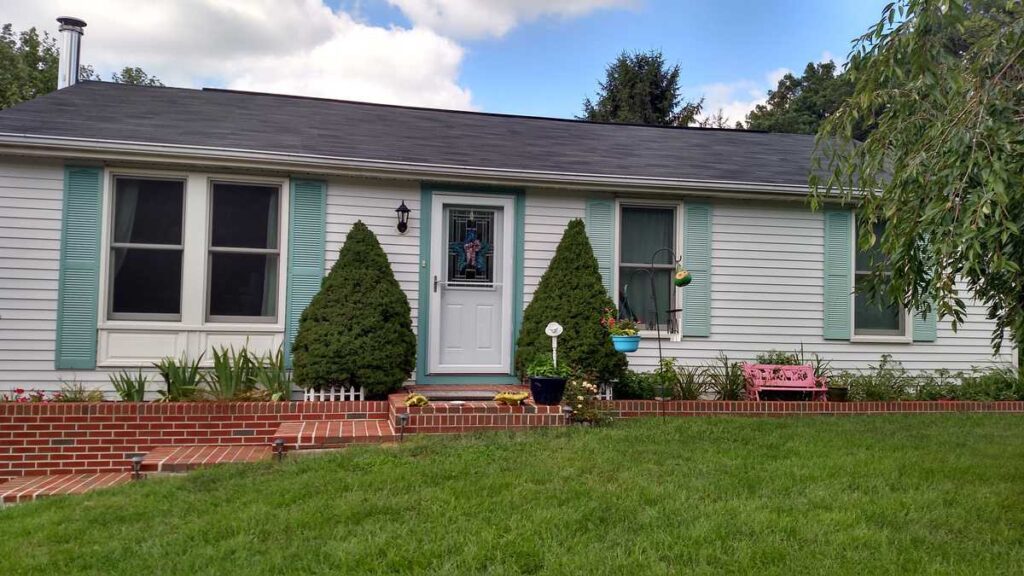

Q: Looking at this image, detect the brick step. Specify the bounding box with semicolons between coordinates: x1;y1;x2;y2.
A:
141;445;272;473
275;419;396;449
0;473;132;505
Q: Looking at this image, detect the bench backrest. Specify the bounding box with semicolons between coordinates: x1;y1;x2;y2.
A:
742;363;818;389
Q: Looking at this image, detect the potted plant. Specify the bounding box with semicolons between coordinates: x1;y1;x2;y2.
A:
526;356;571;405
600;308;640;353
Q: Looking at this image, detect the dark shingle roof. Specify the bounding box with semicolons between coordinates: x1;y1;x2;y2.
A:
0;82;818;187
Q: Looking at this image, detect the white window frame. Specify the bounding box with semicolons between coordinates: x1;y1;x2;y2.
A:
613;198;684;339
849;219;912;343
205;179;282;324
106;174;187;322
96;168;290;366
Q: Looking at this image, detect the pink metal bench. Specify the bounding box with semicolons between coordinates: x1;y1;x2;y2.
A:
741;363;828;401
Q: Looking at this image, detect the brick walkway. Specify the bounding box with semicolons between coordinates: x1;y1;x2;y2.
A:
141;445;272;473
0;473;132;504
275;419;396;449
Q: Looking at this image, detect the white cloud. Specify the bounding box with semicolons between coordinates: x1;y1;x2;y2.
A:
689;67;791;128
3;0;474;109
387;0;635;39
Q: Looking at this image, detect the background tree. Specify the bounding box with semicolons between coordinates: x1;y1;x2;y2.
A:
744;61;856;136
1;23;163;110
515;219;627;384
581;49;704;126
292;221;416;397
812;0;1024;352
0;24;58;110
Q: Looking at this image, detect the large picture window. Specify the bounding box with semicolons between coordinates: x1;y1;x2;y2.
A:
109;177;184;320
207;182;280;321
618;205;676;331
854;221;905;336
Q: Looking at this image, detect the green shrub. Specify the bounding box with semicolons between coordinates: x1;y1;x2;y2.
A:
843;354;911;401
672;363;707;401
203;346;258;401
55;380;104;402
515;219;626;384
911;369;960;400
255;347;292;401
154;354;203;401
525;355;572;378
957;366;1023;401
755;350;800;365
615;370;659;400
109;369;148;402
705;352;746;400
564;378;609;424
292;221;416;398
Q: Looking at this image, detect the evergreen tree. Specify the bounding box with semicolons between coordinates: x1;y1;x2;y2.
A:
581;50;703;127
744;61;857;137
292;221;415;397
516;219;627;383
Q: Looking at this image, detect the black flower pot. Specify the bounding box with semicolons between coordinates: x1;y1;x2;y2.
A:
529;377;567;406
827;386;849;402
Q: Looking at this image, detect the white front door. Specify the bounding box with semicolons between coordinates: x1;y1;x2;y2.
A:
428;193;514;374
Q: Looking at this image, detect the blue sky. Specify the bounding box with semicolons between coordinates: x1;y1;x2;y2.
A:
341;0;889;119
11;0;889;124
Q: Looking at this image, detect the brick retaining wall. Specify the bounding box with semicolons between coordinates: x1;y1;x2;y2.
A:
0;401;386;479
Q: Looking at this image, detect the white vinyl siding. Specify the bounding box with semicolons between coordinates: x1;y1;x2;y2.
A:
621;199;1015;372
523;190;586;305
325;178;421;331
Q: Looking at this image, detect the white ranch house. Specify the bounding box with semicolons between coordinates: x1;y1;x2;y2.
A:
0;26;1014;397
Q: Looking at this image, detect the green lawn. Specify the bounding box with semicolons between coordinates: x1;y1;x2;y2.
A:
2;415;1023;575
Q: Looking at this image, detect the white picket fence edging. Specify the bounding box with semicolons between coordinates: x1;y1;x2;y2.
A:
598;383;613;401
303;385;365;402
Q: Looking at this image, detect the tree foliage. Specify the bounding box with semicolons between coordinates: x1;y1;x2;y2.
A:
581;50;704;126
745;61;857;136
292;221;416;397
1;23;163;110
812;0;1024;351
515;219;627;384
0;24;58;110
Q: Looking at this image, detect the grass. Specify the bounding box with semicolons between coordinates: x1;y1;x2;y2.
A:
2;415;1023;575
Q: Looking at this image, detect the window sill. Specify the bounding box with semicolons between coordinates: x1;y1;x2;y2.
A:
638;330;675;340
850;334;912;344
99;321;284;332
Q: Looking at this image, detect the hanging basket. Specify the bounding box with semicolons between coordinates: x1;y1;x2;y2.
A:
673;267;693;287
611;335;641;353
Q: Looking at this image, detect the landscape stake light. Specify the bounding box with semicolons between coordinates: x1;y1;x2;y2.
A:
273;438;286;462
396;412;410;441
395;201;411;233
562;405;574;425
130;455;144;481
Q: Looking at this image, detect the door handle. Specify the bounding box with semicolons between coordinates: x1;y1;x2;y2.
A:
433;275;439;293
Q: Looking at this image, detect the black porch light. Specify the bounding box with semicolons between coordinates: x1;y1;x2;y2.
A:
395;201;411;233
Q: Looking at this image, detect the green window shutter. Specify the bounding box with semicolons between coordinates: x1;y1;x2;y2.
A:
823;209;853;340
55;166;102;369
682;202;712;337
912;308;937;342
284;179;326;369
585;199;615;298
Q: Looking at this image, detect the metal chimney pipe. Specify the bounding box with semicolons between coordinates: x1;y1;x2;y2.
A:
56;16;87;89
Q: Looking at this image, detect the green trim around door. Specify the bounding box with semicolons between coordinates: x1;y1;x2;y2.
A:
416;183;525;385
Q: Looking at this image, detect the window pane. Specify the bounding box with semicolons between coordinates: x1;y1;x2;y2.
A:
620;207;674;263
111;248;182;315
855;221;887;271
113;178;183;245
618;267;672;329
854;291;902;334
210;183;279;249
209;253;278;318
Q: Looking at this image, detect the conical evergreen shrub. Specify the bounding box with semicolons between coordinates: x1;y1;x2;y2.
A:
292;221;416;397
515;219;627;383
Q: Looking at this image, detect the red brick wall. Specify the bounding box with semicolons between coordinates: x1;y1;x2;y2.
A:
392;401;565;433
0;401;386;479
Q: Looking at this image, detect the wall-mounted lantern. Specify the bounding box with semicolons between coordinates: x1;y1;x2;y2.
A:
395;201;411;233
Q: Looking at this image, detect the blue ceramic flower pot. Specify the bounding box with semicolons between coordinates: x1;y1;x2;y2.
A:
611;335;641;353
